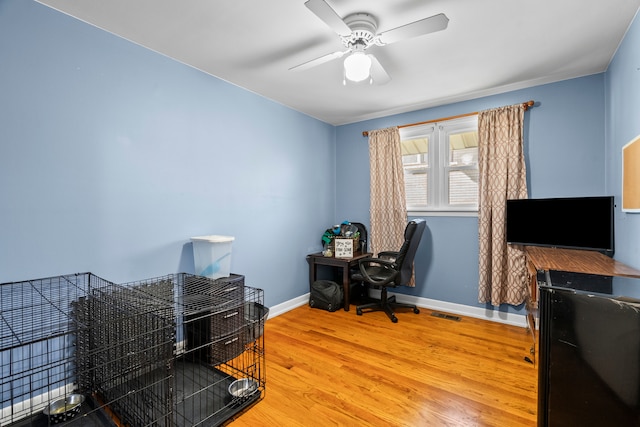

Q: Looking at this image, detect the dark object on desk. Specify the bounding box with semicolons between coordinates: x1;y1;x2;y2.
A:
348;222;369;287
351;219;426;323
351;222;368;253
309;280;343;312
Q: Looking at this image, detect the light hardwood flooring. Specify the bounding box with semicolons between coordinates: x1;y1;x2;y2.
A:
227;302;538;426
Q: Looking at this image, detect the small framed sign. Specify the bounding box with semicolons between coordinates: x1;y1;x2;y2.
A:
334;238;354;258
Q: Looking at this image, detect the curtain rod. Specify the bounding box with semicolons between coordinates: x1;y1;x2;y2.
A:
361;100;535;137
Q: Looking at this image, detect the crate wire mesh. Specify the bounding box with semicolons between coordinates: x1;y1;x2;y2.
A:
1;273;267;426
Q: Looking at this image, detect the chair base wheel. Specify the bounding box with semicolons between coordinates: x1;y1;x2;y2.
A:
354;288;421;322
355;300;419;322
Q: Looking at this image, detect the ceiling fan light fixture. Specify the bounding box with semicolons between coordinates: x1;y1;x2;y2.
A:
344;51;371;82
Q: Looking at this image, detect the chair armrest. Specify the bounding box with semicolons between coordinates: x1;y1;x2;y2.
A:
357;258;398;286
357;257;394;266
378;251;399;261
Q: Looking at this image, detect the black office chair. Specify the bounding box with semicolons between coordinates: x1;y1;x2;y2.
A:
351;219;426;323
348;222;369;303
350;222;368;254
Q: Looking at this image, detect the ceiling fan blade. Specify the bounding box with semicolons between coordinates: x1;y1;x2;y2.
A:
304;0;352;37
289;49;348;72
377;13;449;45
369;55;391;85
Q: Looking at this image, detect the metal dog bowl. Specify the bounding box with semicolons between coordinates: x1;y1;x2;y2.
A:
43;394;85;423
228;378;258;398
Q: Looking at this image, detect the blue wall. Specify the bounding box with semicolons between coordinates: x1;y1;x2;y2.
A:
605;8;640;297
0;0;334;308
1;0;638;315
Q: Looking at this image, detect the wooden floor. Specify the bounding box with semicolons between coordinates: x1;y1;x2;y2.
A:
228;302;538;427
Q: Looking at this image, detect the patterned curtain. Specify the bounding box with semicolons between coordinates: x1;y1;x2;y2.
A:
368;127;410;283
477;104;529;306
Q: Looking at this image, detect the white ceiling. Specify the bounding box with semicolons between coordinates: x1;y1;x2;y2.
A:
36;0;640;126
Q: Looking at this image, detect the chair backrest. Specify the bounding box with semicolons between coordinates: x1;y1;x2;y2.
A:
351;222;368;253
393;219;426;286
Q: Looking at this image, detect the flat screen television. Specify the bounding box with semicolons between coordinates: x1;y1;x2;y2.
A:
506;196;614;256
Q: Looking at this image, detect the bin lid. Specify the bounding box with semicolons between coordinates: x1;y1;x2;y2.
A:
191;235;235;243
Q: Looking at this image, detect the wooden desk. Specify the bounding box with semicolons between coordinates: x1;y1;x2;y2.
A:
526;247;640;422
526;246;640;277
525;246;640;304
524;246;640;361
306;252;372;311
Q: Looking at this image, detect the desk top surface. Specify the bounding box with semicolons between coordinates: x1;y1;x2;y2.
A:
307;252;372;262
525;246;640;278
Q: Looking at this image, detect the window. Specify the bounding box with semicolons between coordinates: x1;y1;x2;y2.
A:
400;115;478;213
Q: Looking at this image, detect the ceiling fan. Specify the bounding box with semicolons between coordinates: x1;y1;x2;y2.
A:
290;0;449;85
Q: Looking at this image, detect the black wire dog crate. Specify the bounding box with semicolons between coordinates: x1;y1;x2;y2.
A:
0;272;267;426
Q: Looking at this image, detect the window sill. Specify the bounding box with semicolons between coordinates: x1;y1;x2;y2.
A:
408;210;478;217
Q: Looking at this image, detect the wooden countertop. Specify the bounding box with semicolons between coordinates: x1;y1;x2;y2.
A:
525;246;640;278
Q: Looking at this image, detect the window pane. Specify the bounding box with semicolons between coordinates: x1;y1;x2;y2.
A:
401;137;428;157
449;131;478;165
405;167;428;207
402;136;429;208
450;146;478;166
448;130;478;206
448;169;478;205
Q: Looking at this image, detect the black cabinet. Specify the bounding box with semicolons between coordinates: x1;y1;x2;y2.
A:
538;284;640;426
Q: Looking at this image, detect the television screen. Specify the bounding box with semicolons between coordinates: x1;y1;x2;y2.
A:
506;196;614;255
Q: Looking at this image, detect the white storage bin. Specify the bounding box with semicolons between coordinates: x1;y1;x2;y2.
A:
191;235;234;280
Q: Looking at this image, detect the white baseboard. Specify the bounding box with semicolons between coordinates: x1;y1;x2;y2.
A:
267;294;310;318
391;292;529;328
1;384;72;426
269;290;530;329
